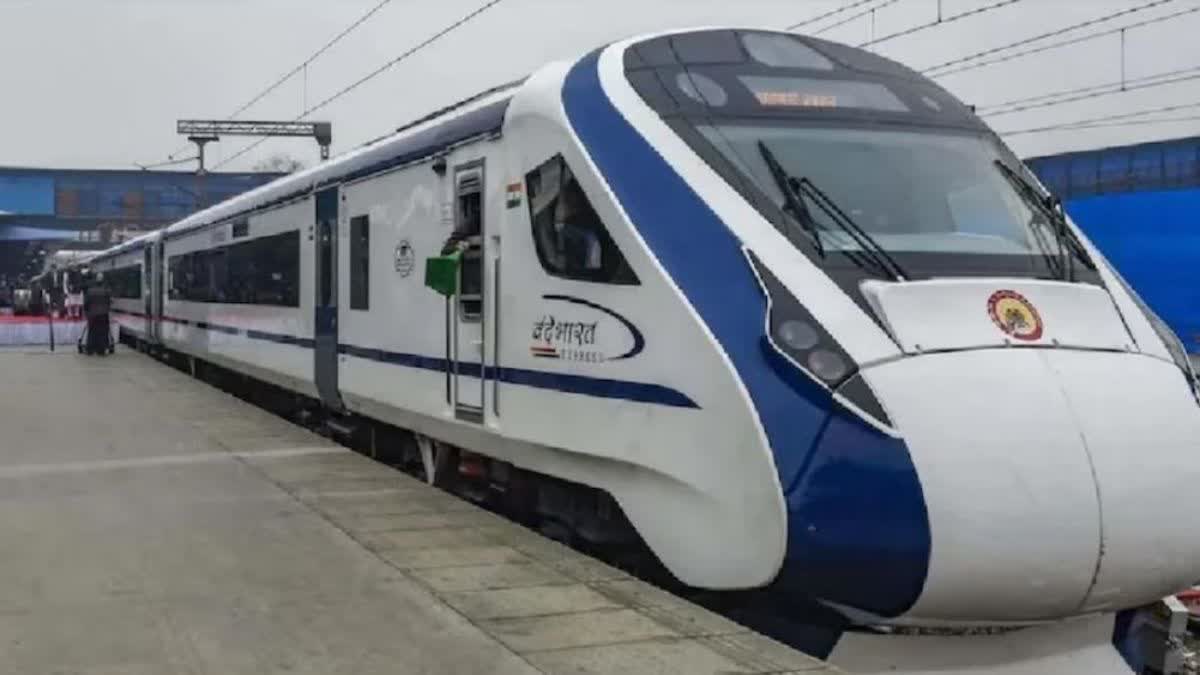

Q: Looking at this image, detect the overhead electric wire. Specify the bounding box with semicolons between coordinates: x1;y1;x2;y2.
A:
134;156;200;171
978;63;1200;112
859;0;1025;47
923;0;1181;75
979;65;1200;116
1013;114;1200;131
931;2;1200;78
813;0;905;36
999;101;1200;135
158;0;397;163
930;3;1200;79
785;0;883;31
222;0;398;121
214;0;507;171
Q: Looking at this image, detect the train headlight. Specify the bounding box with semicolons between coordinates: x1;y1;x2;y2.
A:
808;349;849;383
777;320;819;351
746;250;893;428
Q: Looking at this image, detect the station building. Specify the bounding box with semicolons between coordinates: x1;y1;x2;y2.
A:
0;167;279;285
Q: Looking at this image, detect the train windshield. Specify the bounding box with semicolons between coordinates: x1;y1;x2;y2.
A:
620;28;1102;283
697;122;1096;278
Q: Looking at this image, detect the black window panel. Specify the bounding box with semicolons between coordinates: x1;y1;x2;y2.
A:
457;175;483;238
166;230;299;307
167;256;181;300
743;32;834;70
630;40;678;68
232;220;249;238
525;155;639;286
626;71;680;112
349;215;370;310
107;265;142;299
670;31;745;65
317;223;333;307
459;248;483;319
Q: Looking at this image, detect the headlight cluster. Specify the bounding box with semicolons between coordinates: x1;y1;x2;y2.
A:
746;252;891;427
776;319;850;382
750;256;854;388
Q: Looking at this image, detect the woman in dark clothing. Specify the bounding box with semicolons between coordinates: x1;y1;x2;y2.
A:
82;275;112;355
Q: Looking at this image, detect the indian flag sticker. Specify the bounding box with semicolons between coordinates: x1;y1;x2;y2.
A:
505;182;523;209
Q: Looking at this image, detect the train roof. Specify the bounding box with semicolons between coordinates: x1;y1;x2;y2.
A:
161;80;523;242
90;230;160;263
48;249;98;264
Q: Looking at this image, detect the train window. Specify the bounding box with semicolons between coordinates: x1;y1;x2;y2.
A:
349;215;370;310
525;155;639;285
165;230;299;306
167;256;182;300
107;265;142;299
459;248;483;319
457;173;483;238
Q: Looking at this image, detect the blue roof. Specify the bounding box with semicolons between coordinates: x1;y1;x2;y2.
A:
1027;135;1200;201
0;167;282;224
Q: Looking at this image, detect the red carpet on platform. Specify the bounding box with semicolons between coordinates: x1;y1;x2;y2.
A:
0;315;85;324
0;314;87;346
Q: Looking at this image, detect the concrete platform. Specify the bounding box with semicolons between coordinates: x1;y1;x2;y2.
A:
0;350;843;675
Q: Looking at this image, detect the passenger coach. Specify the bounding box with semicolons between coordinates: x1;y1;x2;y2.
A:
99;28;1200;675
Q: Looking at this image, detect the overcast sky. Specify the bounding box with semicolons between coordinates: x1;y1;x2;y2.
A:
1;0;1197;170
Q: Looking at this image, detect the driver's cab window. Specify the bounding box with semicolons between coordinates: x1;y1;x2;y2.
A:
526;156;638;285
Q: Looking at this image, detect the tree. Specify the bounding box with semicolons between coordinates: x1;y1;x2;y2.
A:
252;154;306;174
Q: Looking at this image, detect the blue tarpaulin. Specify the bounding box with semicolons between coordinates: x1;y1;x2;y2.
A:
1029;137;1200;355
1066;190;1200;354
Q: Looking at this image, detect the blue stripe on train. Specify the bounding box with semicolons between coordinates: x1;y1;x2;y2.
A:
153;314;697;409
562;48;929;616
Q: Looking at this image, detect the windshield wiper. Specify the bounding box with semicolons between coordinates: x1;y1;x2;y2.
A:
994;160;1094;281
756;141;825;257
792;177;908;281
756;141;906;281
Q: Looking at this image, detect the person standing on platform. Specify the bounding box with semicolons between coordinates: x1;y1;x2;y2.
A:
83;273;112;356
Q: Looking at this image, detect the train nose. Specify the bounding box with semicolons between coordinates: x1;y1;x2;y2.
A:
861;348;1200;623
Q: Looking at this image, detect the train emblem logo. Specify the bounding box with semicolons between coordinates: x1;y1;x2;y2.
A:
394;239;415;277
987;290;1043;341
530;295;645;363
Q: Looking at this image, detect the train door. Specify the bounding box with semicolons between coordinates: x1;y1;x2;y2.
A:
314;188;343;409
449;162;488;421
153;239;165;343
142;246;153;341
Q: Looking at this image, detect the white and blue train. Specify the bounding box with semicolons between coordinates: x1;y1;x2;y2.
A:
88;28;1200;674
